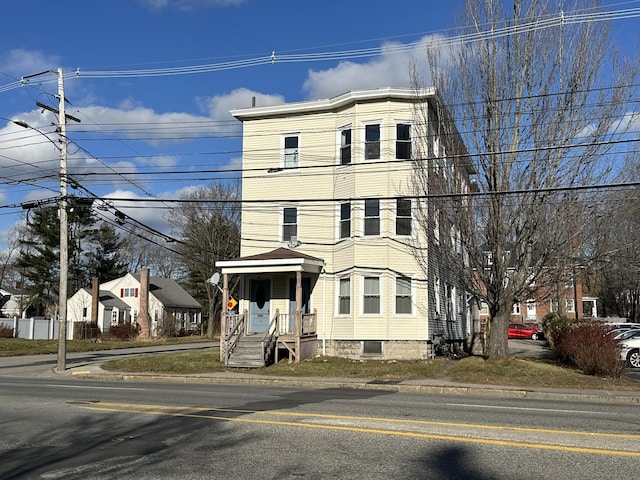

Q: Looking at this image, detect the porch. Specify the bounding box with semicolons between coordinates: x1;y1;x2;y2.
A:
216;247;325;368
222;308;318;367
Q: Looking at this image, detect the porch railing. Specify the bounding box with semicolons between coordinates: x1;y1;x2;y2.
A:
273;309;317;336
222;311;246;363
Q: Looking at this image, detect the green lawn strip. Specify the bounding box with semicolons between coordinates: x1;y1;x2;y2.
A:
446;356;640;391
102;349;223;374
0;336;213;357
252;356;449;379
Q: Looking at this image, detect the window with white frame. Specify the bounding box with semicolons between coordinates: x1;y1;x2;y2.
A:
338;277;351;315
526;300;536;318
339;202;351;239
122;287;137;298
111;310;118;326
550;299;559;312
395;277;412;314
283;135;299;168
479;302;489;316
566;298;575;313
364;199;380;236
340;128;351;165
396;198;412;236
363;276;380;314
364;124;380;160
512;303;521;315
282;207;297;242
396;123;411;159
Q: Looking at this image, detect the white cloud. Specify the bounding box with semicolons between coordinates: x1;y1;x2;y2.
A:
77;104;228;144
302;37;435;100
197;88;285;119
0;49;61;80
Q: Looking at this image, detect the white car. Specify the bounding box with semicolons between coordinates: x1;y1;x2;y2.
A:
619;331;640;368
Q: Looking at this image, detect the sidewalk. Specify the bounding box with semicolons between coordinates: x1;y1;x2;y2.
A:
65;363;640;405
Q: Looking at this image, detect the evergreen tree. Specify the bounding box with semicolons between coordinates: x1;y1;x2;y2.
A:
85;222;129;283
15;201;128;316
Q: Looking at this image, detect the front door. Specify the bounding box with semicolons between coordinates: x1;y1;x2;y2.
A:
249;279;270;333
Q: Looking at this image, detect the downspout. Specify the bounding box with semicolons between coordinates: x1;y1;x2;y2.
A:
322;269;326;356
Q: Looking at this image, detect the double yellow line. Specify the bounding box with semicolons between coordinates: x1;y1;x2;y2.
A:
78;401;640;458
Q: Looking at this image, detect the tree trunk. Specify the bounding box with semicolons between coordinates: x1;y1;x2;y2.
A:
486;305;511;358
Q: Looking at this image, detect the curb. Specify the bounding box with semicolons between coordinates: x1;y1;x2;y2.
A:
69;370;640;405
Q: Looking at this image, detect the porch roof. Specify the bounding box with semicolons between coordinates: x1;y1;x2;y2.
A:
216;247;324;274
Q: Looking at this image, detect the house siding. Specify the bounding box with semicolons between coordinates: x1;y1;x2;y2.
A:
229;88;472;360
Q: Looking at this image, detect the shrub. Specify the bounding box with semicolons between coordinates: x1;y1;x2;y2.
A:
542;312;578;348
106;323;140;341
0;324;14;338
553;323;624;378
73;322;102;340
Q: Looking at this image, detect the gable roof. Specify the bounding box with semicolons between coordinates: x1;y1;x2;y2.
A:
217;247;324;274
131;274;202;309
77;288;130;310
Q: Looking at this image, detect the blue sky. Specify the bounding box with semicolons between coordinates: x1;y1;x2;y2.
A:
0;0;638;250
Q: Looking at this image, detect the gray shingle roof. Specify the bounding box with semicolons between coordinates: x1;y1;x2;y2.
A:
132;275;202;309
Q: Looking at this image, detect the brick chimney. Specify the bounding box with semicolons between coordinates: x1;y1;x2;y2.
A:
91;277;99;324
138;268;150;338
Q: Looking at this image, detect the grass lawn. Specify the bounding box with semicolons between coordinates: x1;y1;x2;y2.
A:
103;348;640;391
0;336;213;357
3;337;639;391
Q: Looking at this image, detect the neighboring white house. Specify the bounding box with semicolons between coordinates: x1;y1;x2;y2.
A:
217;87;475;362
67;271;202;337
0;286;29;318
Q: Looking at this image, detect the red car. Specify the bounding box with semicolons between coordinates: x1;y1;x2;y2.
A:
508;323;543;340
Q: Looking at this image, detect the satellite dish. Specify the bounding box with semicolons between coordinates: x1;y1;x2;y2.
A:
208;272;220;285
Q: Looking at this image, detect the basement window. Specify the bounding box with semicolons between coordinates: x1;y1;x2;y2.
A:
362;340;383;355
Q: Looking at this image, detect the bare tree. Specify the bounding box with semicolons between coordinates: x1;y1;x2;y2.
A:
585;157;640;321
0;222;27;288
168;180;241;338
120;227;182;278
417;0;638;357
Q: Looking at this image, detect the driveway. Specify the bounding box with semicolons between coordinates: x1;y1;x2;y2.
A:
508;338;554;359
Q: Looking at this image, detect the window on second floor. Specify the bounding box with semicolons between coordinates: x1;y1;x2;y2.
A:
364;124;380;160
283;135;299;168
340;128;351;165
396;198;412;236
396;123;411;159
282;207;297;242
364;199;380;236
339;202;351;239
566;298;575;313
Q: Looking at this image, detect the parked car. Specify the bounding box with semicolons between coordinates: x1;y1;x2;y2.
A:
605;322;640;331
620;332;640;368
611;329;640;341
508;323;543;340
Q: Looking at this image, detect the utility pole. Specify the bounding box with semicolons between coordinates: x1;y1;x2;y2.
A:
20;68;79;372
56;67;69;373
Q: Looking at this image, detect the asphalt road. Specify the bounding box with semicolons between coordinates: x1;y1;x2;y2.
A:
1;374;639;479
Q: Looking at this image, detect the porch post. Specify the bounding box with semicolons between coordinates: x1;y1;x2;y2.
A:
221;273;229;362
295;270;302;362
